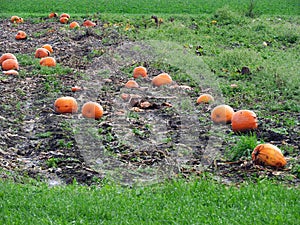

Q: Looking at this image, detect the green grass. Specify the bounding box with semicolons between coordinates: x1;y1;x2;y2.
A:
0;0;299;15
1;178;299;224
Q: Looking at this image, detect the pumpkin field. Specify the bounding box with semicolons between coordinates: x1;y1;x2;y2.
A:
0;0;299;224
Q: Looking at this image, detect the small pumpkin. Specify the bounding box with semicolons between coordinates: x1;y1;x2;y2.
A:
40;57;56;67
197;94;214;104
231;110;258;132
15;31;27;40
152;73;173;87
10;16;20;23
211;104;234;124
60;13;70;19
125;80;139;88
54;97;78;114
2;70;19;75
0;53;17;65
59;16;69;24
133;66;147;78
17;17;24;23
83;20;96;27
71;86;82;92
35;48;50;58
1;59;19;71
49;12;58;18
81;101;103;119
69;21;80;29
42;44;54;53
252;143;287;168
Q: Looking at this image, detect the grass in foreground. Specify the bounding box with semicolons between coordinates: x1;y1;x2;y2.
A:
0;178;299;224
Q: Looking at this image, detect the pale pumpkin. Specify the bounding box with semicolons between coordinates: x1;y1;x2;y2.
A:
81;102;103;119
211;104;234;124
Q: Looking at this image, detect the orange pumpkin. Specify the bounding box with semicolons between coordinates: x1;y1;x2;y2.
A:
197;94;214;104
59;16;69;24
0;53;17;65
17;17;24;23
42;44;54;53
49;12;58;18
83;20;96;27
211;104;234;124
69;21;80;29
125;80;139;88
15;31;27;40
252;143;287;168
54;97;78;114
2;70;19;75
133;66;147;78
35;48;50;58
231;110;258;132
81;102;103;119
152;73;173;87
71;86;82;92
10;16;20;23
1;59;19;71
40;57;56;67
60;13;70;19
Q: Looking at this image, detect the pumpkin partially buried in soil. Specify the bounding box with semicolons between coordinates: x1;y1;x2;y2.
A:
81;102;104;119
83;20;96;27
152;73;173;87
0;53;17;65
197;94;214;104
125;80;139;88
54;97;78;114
133;66;147;78
15;31;27;40
40;57;56;67
42;44;54;53
35;48;50;58
10;16;20;23
231;110;258;132
1;59;19;71
2;70;19;75
70;21;80;29
252;143;287;168
211;104;234;124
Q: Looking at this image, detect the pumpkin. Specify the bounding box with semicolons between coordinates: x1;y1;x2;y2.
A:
59;16;69;24
1;59;19;71
49;12;58;18
40;57;56;67
211;104;234;124
83;20;96;27
125;80;139;88
133;66;147;78
197;94;214;104
0;53;17;65
81;102;103;119
71;86;82;92
15;31;27;40
17;17;24;23
42;44;54;53
231;110;258;132
151;73;173;87
54;97;78;114
2;70;19;75
10;16;20;23
60;13;70;19
252;143;287;168
35;48;50;58
70;21;80;29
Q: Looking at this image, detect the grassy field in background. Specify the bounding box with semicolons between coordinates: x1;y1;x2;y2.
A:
0;0;300;224
1;178;299;224
0;0;299;15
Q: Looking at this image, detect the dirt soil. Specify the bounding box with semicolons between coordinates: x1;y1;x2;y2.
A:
0;18;299;186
